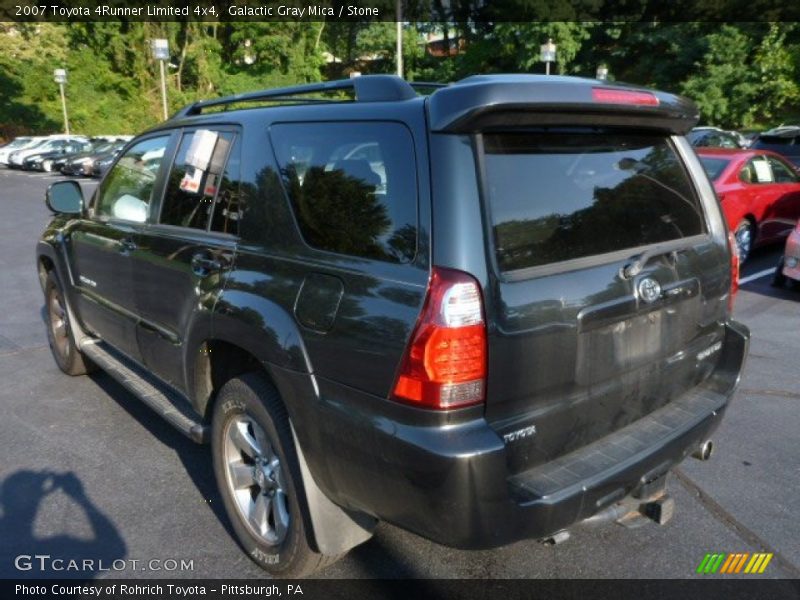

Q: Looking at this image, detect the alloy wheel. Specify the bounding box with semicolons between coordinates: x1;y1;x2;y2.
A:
48;289;70;361
222;414;291;545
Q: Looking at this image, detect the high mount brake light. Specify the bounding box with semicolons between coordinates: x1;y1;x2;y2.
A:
592;87;660;107
392;267;487;410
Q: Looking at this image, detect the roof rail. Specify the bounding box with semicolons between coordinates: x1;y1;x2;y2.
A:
172;75;435;119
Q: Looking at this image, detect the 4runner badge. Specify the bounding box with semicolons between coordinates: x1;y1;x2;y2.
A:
637;276;662;303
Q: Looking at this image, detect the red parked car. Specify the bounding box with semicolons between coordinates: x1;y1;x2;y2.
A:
696;148;800;261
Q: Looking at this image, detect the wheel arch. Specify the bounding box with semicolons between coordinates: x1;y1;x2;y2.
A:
194;336;376;557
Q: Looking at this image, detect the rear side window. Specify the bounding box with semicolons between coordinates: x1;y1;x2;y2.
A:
482;132;707;272
270;122;417;264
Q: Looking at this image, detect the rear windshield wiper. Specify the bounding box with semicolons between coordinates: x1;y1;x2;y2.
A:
620;247;680;279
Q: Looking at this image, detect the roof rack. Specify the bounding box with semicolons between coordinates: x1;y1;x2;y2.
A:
173;75;446;119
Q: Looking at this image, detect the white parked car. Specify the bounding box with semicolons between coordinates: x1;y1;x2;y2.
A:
8;136;88;168
0;136;46;164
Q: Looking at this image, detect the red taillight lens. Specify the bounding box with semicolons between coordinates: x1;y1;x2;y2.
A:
592;87;660;106
727;230;740;311
392;267;487;410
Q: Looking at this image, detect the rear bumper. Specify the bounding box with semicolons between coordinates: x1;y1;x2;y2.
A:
289;320;749;550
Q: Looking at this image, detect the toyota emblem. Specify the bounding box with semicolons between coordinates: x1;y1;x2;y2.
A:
637;277;662;303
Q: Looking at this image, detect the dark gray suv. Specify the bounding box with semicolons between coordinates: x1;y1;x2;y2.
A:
37;74;748;577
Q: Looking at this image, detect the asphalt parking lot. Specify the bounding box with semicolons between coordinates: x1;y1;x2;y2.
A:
0;167;798;581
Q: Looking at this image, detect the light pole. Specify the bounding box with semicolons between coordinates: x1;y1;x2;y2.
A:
53;69;69;135
540;38;556;75
596;64;609;81
151;38;169;120
395;0;403;77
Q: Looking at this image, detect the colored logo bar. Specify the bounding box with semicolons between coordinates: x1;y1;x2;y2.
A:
696;552;773;574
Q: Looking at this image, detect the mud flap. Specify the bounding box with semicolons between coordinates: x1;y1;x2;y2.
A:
290;424;376;556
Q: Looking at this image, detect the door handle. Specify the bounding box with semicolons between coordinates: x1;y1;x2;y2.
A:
119;237;137;255
191;253;223;276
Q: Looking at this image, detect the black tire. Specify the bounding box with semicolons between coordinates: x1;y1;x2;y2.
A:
211;373;338;577
734;220;755;264
44;271;95;376
772;257;787;288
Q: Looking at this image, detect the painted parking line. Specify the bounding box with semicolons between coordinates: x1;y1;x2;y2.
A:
739;268;775;285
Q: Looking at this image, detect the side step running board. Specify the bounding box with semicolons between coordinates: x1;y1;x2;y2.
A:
80;340;209;443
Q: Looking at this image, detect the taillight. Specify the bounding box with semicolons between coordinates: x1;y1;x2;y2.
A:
392;267;487;410
592;87;660;106
727;230;740;311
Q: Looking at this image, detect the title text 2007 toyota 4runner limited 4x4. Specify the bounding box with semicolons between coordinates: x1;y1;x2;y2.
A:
37;74;749;577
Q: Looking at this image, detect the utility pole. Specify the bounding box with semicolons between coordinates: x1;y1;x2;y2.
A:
396;0;403;77
53;69;69;135
152;39;170;121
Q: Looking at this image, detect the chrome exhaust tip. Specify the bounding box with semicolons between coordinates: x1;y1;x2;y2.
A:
692;440;714;461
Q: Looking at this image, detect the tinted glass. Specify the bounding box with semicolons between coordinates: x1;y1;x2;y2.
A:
160;130;235;230
767;156;798;183
95;136;169;222
209;136;242;235
483;132;707;272
755;136;795;146
699;157;731;181
270;122;417;263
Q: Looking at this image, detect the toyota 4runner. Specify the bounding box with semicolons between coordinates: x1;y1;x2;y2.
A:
37;74;749;577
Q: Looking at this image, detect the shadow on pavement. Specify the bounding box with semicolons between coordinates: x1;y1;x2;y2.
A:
86;372;233;537
0;470;126;578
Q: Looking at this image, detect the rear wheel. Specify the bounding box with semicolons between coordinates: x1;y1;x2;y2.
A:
734;220;755;264
44;271;94;376
211;373;339;577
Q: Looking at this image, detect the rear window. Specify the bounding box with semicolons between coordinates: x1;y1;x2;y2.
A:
483;132;707;272
699;156;731;181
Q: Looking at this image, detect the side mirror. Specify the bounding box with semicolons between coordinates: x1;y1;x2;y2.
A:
46;180;84;215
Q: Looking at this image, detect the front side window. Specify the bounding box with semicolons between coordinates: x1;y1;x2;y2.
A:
270;122;418;264
95;136;169;222
742;156;774;184
160;130;236;231
483;131;707;273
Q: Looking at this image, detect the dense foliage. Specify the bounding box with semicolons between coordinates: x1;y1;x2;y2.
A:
1;21;798;139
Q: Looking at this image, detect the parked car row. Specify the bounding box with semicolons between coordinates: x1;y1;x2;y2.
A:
690;125;800;169
0;134;130;177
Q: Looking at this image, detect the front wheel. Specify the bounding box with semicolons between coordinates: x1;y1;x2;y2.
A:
44;271;94;376
211;373;339;577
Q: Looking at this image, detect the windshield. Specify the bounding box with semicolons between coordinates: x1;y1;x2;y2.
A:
698;156;731;181
482;131;707;272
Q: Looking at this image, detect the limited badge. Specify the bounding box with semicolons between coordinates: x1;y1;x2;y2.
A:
637;277;662;303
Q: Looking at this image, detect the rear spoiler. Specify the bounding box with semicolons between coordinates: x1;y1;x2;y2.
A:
427;75;699;135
